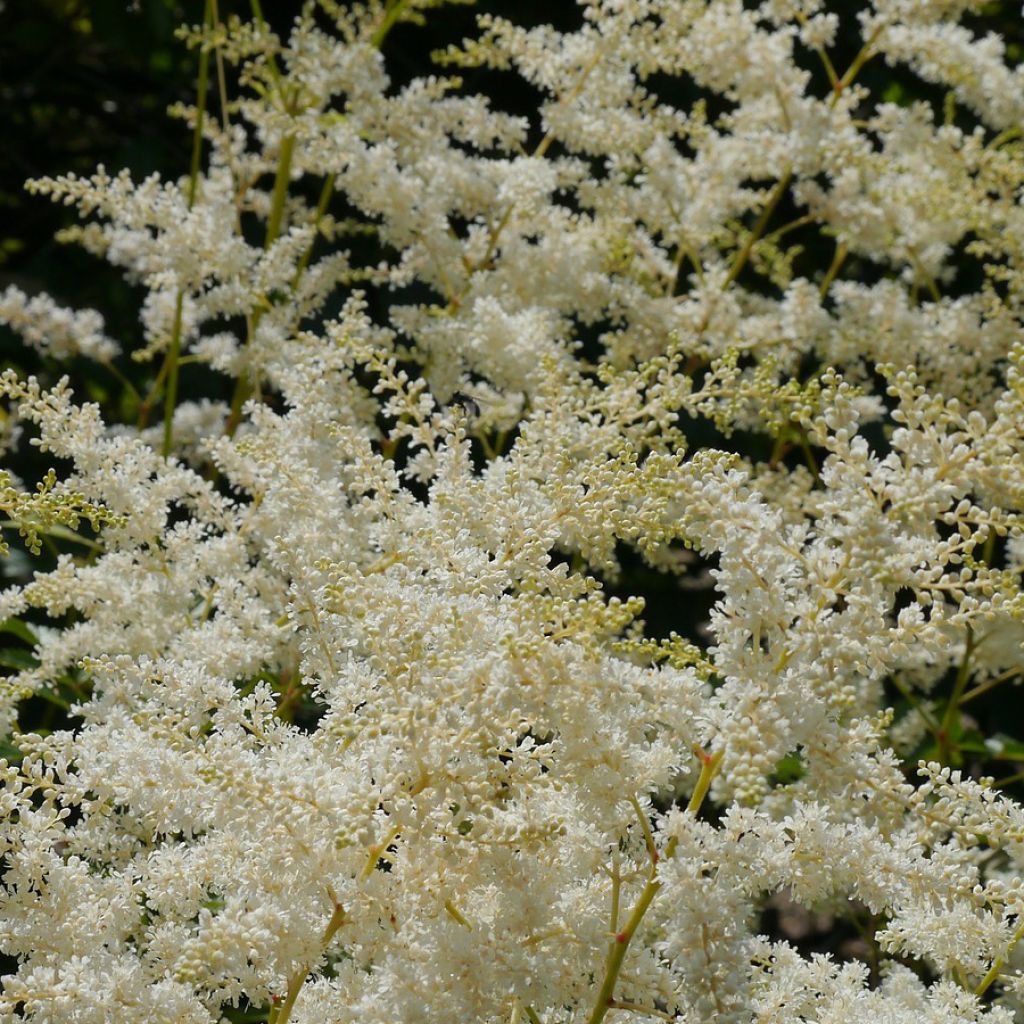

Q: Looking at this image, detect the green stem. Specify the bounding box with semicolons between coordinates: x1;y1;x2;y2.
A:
960;667;1021;706
628;794;658;866
686;746;725;816
270;901;346;1024
226;0;406;438
938;625;974;763
100;359;141;405
795;426;820;484
794;10;839;91
225;129;296;437
587;884;663;1024
370;0;412;49
292;173;336;288
608;853;621;934
763;213;816;244
186;7;211;210
162;0;213;458
982;528;997;567
986;127;1022;151
605;1000;677;1021
830;24;885;109
265;134;296;251
992;769;1024;789
249;0;285;88
888;673;940;739
724;169;793;288
584;747;725;1024
210;0;231;134
162;291;186;458
136;356;171;429
975;916;1024;998
818;240;848;300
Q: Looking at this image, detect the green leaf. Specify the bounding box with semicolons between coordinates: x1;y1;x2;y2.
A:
0;647;40;670
958;733;1024;762
770;750;805;785
0;617;38;646
882;82;910;106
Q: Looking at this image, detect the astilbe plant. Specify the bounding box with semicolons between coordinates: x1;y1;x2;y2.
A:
4;0;1024;1021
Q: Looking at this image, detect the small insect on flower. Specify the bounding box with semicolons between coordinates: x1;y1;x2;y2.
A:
449;392;481;419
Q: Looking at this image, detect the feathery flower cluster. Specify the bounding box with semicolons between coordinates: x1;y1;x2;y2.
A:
3;2;1024;1022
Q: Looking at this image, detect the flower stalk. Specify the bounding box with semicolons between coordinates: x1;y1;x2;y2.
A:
585;747;726;1024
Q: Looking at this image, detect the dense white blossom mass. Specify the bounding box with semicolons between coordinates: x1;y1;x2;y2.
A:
3;1;1024;1022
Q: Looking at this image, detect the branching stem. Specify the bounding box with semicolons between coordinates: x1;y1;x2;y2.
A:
584;747;725;1024
269;898;346;1024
